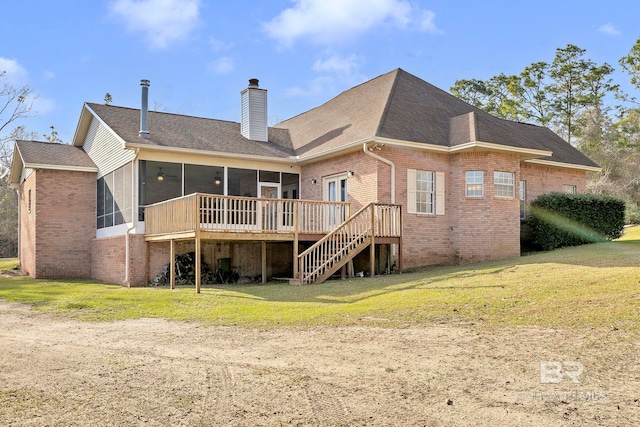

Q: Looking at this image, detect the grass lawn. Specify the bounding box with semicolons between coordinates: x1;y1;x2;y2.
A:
1;226;639;330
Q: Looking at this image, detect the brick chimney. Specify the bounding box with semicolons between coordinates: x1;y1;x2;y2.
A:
240;78;267;142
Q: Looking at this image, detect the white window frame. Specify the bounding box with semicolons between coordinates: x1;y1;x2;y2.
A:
519;180;526;219
407;169;444;215
494;171;515;198
563;185;577;194
465;171;484;197
416;170;434;214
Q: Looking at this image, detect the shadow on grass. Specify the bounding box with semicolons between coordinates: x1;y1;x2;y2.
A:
1;236;638;309
185;266;511;304
189;239;640;304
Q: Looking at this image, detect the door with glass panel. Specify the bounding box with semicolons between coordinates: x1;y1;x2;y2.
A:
323;175;348;230
259;183;280;231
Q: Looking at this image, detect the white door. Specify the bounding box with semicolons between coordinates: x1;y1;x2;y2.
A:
323;175;348;229
259;184;280;231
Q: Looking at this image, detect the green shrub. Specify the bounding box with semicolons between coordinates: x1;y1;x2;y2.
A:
626;203;640;225
527;193;625;251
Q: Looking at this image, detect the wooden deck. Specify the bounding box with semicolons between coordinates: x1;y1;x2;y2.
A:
144;193;352;242
143;193;401;291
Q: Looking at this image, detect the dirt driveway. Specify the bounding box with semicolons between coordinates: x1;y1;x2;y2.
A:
0;302;638;426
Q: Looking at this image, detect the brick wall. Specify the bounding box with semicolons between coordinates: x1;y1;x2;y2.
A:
91;233;149;287
299;147;525;269
128;234;148;286
18;172;37;276
520;162;587;203
450;152;521;263
381;146;453;268
20;169;96;279
92;235;126;284
301;150;378;209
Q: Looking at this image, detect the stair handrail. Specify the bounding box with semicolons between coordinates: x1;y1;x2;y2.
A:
297;202;376;285
297;202;375;260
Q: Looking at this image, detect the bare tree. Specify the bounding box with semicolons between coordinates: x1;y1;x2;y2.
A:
0;72;37;168
0;71;38;258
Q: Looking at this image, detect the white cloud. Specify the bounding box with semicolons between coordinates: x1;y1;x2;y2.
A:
42;70;55;80
0;57;28;85
263;0;440;48
418;10;439;33
207;56;234;74
32;96;56;115
286;53;366;99
312;53;361;76
209;37;233;52
284;76;335;98
598;23;621;36
109;0;201;49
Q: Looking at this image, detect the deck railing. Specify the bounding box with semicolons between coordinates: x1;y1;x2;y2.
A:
144;193;351;236
297;203;401;285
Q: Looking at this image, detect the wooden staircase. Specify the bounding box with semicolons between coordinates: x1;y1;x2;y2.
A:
293;203;401;285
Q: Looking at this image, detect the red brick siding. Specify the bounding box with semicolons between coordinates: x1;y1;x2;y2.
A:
382;146;453;268
92;235;126;284
520;162;587;204
449;152;521;263
128;234;148;286
91;234;149;286
18;172;37;276
301;150;378;209
299;148;526;270
20;169;96;279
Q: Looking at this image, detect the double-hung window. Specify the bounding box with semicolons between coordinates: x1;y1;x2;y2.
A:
465;171;484;197
407;169;444;215
494;171;515;198
415;170;435;214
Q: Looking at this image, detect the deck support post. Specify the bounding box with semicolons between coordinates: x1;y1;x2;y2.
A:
170;239;175;290
145;241;150;286
261;241;267;284
195;236;201;294
370;204;375;278
397;207;403;274
293;237;299;280
293;201;299;280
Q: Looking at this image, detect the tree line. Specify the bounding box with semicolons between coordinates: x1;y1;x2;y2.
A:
451;39;640;223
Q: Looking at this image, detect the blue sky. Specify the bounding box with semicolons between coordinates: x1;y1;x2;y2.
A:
2;0;639;143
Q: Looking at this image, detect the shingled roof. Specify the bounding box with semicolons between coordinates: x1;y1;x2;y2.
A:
10;140;98;186
85;103;295;159
79;69;597;168
274;69;599;168
14;140;97;169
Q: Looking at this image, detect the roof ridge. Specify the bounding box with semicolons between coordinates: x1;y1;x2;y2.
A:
86;102;247;126
17;139;66;145
275;68;401;126
375;69;403;136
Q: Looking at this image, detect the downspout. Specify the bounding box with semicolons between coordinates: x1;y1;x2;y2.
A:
16;188;21;267
363;141;395;204
124;148;141;287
